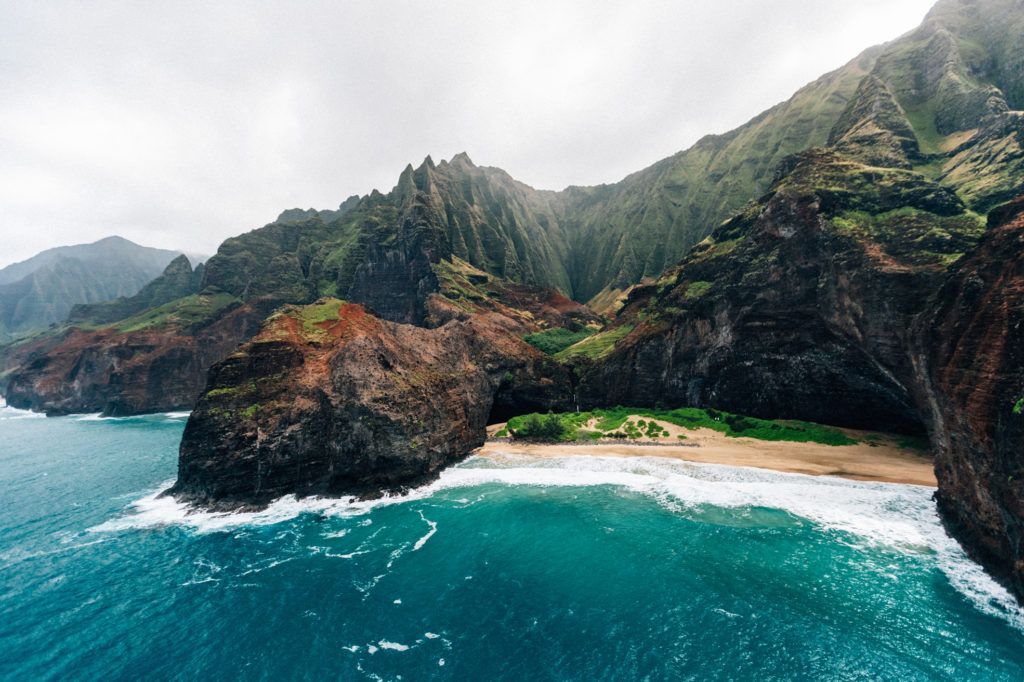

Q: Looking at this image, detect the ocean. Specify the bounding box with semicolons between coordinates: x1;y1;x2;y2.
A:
1;405;1022;680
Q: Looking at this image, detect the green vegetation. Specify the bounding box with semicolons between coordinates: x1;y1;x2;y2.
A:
295;298;344;340
205;386;238;398
1013;398;1023;415
503;406;857;446
0;238;187;342
831;207;985;266
904;100;943;155
555;325;634;361
683;281;713;300
523;327;596;355
432;258;491;311
112;292;239;333
510;413;569;442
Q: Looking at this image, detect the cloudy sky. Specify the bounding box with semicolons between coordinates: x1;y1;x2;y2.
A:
0;0;937;266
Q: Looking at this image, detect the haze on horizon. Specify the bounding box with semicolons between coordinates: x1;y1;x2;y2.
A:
0;0;936;268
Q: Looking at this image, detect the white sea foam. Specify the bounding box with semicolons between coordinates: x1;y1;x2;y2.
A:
76;410;191;422
92;454;1024;628
377;640;410;652
0;403;45;420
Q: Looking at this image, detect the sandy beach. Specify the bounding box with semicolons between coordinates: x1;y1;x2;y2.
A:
480;423;936;487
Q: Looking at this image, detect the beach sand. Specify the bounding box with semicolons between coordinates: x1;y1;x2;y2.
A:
479;421;936;487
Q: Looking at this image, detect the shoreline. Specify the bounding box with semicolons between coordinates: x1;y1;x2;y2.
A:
477;426;936;487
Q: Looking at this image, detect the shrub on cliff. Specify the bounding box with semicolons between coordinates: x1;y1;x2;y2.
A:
511;413;568;442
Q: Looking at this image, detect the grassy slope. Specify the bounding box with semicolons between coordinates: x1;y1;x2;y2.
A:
567;47;880;303
111;291;240;333
523;327;596;355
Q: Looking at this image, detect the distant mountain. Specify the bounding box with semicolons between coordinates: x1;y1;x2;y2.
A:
0;236;185;341
66;254;206;327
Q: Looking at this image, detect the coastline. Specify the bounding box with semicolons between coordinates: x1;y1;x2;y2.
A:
478;425;936;487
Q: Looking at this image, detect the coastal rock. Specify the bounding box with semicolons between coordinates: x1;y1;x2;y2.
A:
169;300;572;509
916;196;1024;600
3;300;265;416
576;150;982;434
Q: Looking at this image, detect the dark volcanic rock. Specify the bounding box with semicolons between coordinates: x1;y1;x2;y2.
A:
916;196;1024;600
169;301;572;510
4;300;266;416
577;151;984;434
346;194;449;325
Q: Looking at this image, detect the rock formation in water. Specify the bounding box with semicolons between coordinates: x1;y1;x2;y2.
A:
169;300;575;509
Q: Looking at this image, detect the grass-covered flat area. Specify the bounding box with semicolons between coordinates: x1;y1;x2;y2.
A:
485;407;936;486
496;406;862;446
111;292;240;333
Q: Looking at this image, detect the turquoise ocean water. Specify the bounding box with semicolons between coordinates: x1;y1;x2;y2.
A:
1;405;1023;680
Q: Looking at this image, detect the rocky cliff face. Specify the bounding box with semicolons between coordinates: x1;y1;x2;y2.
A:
5;0;1022;416
4;297;267;416
915;196;1024;598
0;155;586;414
170;300;573;509
575;149;982;433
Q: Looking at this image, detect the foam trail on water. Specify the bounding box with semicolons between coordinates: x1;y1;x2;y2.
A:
93;454;1024;628
413;511;437;551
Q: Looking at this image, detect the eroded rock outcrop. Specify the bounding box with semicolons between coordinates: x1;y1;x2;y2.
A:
4;298;266;416
576;149;983;434
916;196;1024;598
169;300;572;509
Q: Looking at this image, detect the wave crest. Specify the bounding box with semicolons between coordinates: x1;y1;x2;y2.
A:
92;453;1024;628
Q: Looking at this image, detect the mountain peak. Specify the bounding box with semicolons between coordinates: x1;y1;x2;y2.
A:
450;151;474;167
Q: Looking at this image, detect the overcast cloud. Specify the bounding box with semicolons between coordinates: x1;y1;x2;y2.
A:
0;0;936;266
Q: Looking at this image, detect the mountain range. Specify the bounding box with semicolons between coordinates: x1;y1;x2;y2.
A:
0;236;192;343
1;0;1023;602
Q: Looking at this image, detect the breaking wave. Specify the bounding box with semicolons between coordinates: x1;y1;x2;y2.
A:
91;452;1024;629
